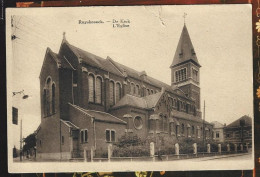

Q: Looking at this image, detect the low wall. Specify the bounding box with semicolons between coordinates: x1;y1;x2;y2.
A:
37;152;71;160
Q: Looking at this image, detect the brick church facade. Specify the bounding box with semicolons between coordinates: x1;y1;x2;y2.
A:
36;24;213;160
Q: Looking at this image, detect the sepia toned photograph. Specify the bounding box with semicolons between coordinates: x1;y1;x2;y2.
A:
6;5;253;173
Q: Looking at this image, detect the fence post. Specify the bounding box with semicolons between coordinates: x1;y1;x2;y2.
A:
218;144;221;154
207;144;211;153
240;144;243;151
234;144;237;152
227;144;230;152
193;143;197;156
90;147;94;162
108;144;112;162
84;148;87;162
175;143;179;159
150;142;155;162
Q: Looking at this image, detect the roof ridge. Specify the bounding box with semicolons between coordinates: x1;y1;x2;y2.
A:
106;57;125;77
88;109;126;123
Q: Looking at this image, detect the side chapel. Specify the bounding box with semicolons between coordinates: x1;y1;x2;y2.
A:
36;24;213;160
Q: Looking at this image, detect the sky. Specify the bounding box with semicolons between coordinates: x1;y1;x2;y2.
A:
7;5;253;148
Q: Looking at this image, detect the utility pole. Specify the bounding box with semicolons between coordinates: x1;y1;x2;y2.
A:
20;119;22;161
203;100;205;150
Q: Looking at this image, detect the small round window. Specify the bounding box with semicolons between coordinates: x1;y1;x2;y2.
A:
134;116;143;129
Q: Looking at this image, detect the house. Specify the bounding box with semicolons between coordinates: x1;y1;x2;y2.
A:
224;115;252;149
36;24;213;160
211;121;225;143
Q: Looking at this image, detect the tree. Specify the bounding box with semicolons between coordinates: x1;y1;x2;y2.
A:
23;133;36;152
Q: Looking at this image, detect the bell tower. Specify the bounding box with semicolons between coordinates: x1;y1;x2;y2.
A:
170;23;201;111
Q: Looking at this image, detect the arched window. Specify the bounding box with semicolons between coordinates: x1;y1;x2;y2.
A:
46;78;51;116
192;126;195;135
116;83;121;103
109;81;115;105
147;88;150;95
52;83;55;114
181;124;185;135
95;77;102;104
88;75;94;103
43;89;47;116
130;83;135;94
136;85;140;96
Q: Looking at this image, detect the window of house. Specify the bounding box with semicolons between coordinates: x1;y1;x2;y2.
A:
192;68;198;82
88;75;95;103
181;124;185;135
106;129;116;142
80;129;88;143
95;77;102;104
52;84;55;114
175;68;187;82
216;132;220;138
61;136;64;145
176;125;179;136
115;83;121;103
111;130;115;142
130;83;135;94
147;88;150;95
192;126;195;135
109;81;115;105
43;77;55;117
134;116;143;129
136;85;140;96
226;133;230;138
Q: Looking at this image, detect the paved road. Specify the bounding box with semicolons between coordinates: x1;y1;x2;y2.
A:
189;153;252;162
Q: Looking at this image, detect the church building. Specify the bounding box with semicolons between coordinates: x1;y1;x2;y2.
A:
36;24;213;160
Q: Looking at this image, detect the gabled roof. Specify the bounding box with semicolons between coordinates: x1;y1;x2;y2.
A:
171;24;200;68
112;94;148;109
59;38;192;101
39;47;74;78
69;103;126;125
226;115;252;128
112;92;163;110
211;121;224;128
62;41;124;77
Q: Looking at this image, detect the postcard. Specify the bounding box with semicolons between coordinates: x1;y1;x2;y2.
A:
6;5;254;173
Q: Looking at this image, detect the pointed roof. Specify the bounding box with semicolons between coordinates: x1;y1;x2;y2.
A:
225;115;252;128
171;24;201;68
211;121;224;128
111;91;164;110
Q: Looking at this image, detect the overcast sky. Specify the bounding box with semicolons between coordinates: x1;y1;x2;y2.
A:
7;5;253;148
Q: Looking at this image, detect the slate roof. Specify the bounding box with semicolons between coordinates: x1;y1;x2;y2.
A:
61;39;190;100
112;92;163;110
225;115;252;128
64;42;124;77
211;121;224;128
69;103;126;124
48;48;74;69
172;109;212;125
171;24;200;68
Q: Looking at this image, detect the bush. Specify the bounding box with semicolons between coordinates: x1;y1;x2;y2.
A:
113;145;149;157
179;138;195;154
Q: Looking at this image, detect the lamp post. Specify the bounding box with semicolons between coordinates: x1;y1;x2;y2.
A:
13;90;29;161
